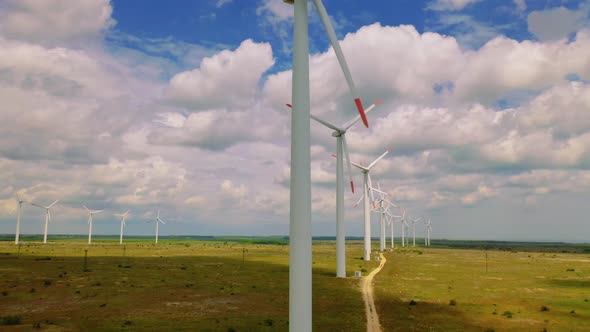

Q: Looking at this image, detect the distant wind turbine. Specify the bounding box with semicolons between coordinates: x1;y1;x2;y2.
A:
286;98;381;278
411;217;422;247
14;194;27;245
83;205;104;244
150;210;166;244
351;148;393;260
425;218;432;246
114;210;130;245
31;200;59;244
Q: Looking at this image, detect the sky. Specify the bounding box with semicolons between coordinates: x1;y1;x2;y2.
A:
0;0;590;242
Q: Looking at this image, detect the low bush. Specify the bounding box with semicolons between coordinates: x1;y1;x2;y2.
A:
1;315;22;325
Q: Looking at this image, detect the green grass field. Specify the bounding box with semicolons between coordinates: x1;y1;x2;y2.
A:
375;247;590;331
0;238;589;331
0;239;374;331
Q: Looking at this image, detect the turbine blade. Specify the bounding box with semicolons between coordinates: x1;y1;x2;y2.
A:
341;134;354;193
353;194;363;208
367;173;375;208
311;0;368;127
350;161;367;171
310;114;342;132
368;147;392;170
48;200;59;208
343;98;382;130
368;186;388;197
82;205;90;211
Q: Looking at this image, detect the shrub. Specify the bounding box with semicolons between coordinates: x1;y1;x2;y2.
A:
540;305;549;312
1;316;22;325
566;268;575;272
227;328;236;332
43;280;52;286
409;300;417;306
449;299;457;306
263;319;273;326
502;311;513;318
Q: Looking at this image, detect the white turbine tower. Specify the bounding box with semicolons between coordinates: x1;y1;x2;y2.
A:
371;181;393;252
385;206;402;249
286;99;381;278
14;194;27;245
151;210;166;244
426;218;432;246
283;0;370;329
351;148;392;261
31;200;59;244
411;217;422;247
397;208;409;247
83;205;103;245
114;210;130;245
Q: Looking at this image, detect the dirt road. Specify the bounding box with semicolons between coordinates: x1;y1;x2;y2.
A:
362;252;386;332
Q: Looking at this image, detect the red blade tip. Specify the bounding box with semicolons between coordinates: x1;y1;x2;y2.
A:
387;147;393;153
286;103;292;108
350;181;355;193
375;99;383;105
331;154;337;158
354;98;368;128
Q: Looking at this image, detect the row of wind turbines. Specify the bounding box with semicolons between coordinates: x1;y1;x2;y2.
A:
13;195;167;245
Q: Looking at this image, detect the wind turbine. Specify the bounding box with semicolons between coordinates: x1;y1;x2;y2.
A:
385;206;402;249
14;194;27;245
351;148;392;261
410;217;422;247
114;210;130;245
371;181;393;252
286;99;381;278
83;205;103;244
283;0;370;329
30;200;59;244
396;207;409;247
150;210;166;244
425;218;432;246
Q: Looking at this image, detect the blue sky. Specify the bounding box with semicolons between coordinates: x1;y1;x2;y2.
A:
1;0;590;242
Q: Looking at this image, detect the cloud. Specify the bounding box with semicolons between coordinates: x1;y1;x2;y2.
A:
256;0;293;23
461;184;496;206
428;0;481;11
528;6;589;41
0;0;115;45
148;108;285;151
166;39;275;110
216;0;233;8
513;0;526;12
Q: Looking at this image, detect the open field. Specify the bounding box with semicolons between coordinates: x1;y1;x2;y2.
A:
0;239;376;331
1;238;589;331
375;247;590;331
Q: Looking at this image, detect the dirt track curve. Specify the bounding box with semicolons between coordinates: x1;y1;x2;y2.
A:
362;252;386;332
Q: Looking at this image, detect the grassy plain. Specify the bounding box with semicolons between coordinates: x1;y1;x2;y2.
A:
0;238;376;331
375;247;590;332
1;237;589;331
